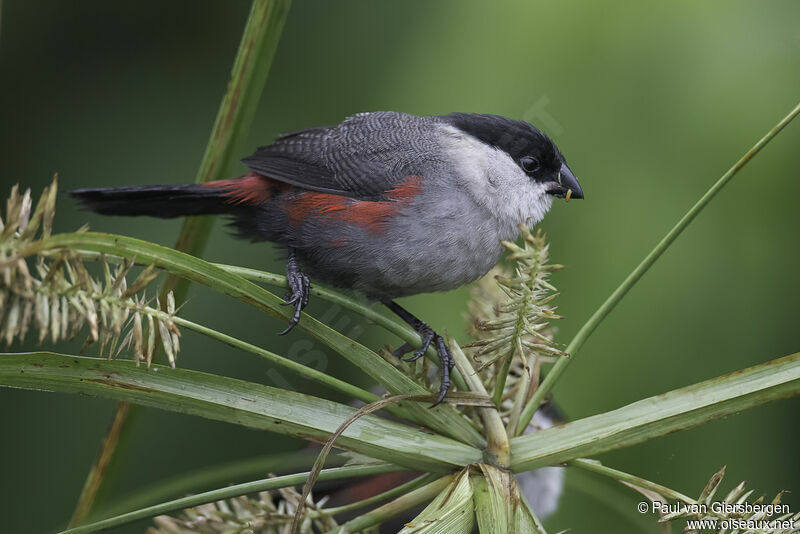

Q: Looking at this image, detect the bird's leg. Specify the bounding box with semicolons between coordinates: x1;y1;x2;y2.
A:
279;249;311;335
382;300;454;406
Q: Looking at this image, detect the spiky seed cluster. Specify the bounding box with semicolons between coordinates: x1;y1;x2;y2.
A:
467;226;566;379
0;177;57;251
636;466;799;533
685;468;799;534
148;488;338;534
0;178;181;366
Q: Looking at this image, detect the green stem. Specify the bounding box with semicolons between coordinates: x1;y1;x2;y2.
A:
59;464;401;534
168;0;293;280
449;336;509;468
569;458;696;504
516;99;800;435
67;1;293;525
563;467;658;532
220;264;470;393
491;355;513;407
324;473;439;516
506;350;535;437
66;401;132;527
323;475;455;534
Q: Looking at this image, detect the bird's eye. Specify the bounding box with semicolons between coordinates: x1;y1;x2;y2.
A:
520;156;540;173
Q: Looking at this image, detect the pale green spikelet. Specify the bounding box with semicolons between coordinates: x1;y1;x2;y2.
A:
0;178;181;366
468;226;565;368
629;465;799;533
147;487;338;534
465;226;566;423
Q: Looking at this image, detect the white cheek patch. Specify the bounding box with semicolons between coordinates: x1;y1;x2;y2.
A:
438;124;555;235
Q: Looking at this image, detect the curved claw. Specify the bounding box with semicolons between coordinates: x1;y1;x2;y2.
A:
393;323;434;362
431;387;448;407
281;296;299;306
279;293;305;335
279;319;299;336
403;350;425;363
278;303;303;335
403;331;433;362
391;343;414;359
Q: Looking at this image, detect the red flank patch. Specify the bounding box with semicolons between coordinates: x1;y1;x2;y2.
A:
205;173;286;205
286;175;422;235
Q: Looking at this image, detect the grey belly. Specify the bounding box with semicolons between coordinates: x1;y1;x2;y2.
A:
301;204;509;299
359;229;504;297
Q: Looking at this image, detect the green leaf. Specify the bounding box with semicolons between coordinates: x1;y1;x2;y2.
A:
511;352;800;472
59;463;398;534
326;475;456;534
398;469;474;534
97;450;342;518
517;99;800;433
472;465;547;534
0;352;481;472
32;232;486;448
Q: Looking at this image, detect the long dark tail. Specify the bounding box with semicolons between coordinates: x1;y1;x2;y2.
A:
68;184;235;219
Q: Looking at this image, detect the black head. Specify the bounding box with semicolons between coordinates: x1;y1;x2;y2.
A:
441;112;583;199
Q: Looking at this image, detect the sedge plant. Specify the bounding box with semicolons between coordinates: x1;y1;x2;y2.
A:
1;2;800;533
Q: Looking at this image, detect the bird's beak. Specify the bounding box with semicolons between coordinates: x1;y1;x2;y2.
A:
547;163;584;199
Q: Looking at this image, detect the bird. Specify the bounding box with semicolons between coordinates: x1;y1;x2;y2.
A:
69;111;583;404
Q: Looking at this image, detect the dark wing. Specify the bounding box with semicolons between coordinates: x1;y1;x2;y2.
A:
241;112;435;200
241;125;342;194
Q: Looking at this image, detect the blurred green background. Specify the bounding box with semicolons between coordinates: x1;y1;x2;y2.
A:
1;1;799;532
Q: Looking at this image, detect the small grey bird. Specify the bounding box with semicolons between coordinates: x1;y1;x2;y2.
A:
70;111;584;403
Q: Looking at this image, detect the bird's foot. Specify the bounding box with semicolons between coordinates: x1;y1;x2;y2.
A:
392;323;434;362
384;300;455;406
279;251;310;335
